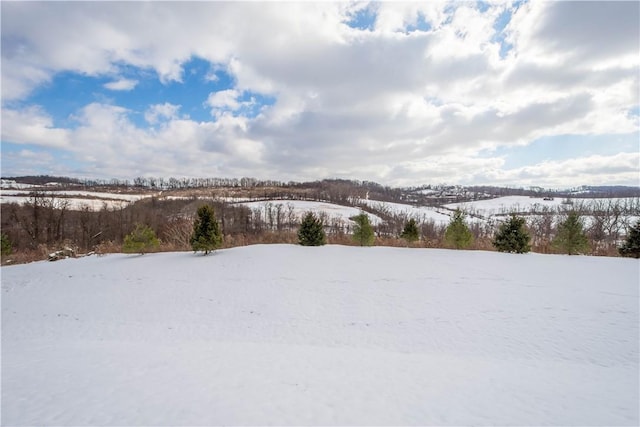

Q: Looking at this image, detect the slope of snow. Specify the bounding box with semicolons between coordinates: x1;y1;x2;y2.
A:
2;246;638;425
0;179;38;189
237;200;383;225
446;196;639;218
0;195;133;211
358;199;453;225
0;189;151;201
0;190;155;210
445;196;563;217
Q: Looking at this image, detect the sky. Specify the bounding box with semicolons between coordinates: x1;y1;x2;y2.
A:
1;1;639;188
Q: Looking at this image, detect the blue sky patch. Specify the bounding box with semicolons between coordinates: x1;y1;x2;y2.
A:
345;4;377;31
13;56;241;128
476;1;491;13
491;8;514;59
405;12;431;33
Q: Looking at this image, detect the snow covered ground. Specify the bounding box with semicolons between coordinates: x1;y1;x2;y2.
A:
0;190;154;210
445;196;639;218
0;179;38;190
358;199;453;226
237;200;383;225
0;195;131;211
2;245;638;425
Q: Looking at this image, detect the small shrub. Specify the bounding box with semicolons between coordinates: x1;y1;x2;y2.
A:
123;224;160;255
619;220;640;258
552;211;589;255
190;205;223;255
352;213;375;246
297;212;326;246
1;233;12;257
400;218;420;244
444;209;473;249
493;215;531;253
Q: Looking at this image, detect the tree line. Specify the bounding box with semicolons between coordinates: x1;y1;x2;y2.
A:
1;193;639;264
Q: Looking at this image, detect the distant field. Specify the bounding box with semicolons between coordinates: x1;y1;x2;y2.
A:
237;199;384;225
445;195;640;217
0;189;154;210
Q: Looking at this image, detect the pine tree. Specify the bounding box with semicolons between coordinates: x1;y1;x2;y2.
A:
123;224;160;255
619;220;640;258
190;205;223;255
552;211;589;255
352;212;375;246
400;218;420;244
1;233;12;257
444;209;473;249
297;212;326;246
493;215;531;253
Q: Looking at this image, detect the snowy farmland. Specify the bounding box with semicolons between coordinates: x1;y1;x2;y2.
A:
2;245;638;425
237;199;384;225
358;198;453;226
0;189;154;210
445;195;639;218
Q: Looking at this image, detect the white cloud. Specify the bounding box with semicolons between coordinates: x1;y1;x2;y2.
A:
145;103;181;125
206;89;241;116
1;102;264;179
1;106;70;148
481;153;640;188
1;1;638;187
104;78;138;91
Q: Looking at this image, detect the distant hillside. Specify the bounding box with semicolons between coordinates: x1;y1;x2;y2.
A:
4;175;639;200
1;175;84;186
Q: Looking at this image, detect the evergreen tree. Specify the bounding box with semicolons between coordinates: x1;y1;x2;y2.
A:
619;220;640;258
190;205;223;255
1;233;12;257
352;212;375;246
552;211;589;255
444;209;474;249
492;215;531;253
297;212;326;246
123;224;160;254
400;218;420;244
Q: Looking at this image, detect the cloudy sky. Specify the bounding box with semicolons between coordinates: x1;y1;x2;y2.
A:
1;1;638;188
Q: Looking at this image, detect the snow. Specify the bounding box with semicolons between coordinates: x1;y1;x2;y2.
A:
2;245;638;425
237;199;383;225
445;196;564;217
0;195;132;211
0;190;154;210
0;179;38;189
0;189;152;201
358;199;453;225
446;196;639;218
412;189;440;195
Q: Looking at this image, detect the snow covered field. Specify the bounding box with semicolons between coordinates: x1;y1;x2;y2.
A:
237;200;383;225
0;190;154;210
445;195;639;218
358;199;453;225
2;246;638;425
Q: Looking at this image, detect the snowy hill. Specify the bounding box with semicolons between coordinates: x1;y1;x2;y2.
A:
0;189;154;210
445;195;639;218
237;199;383;225
358;198;453;225
2;246;638;425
